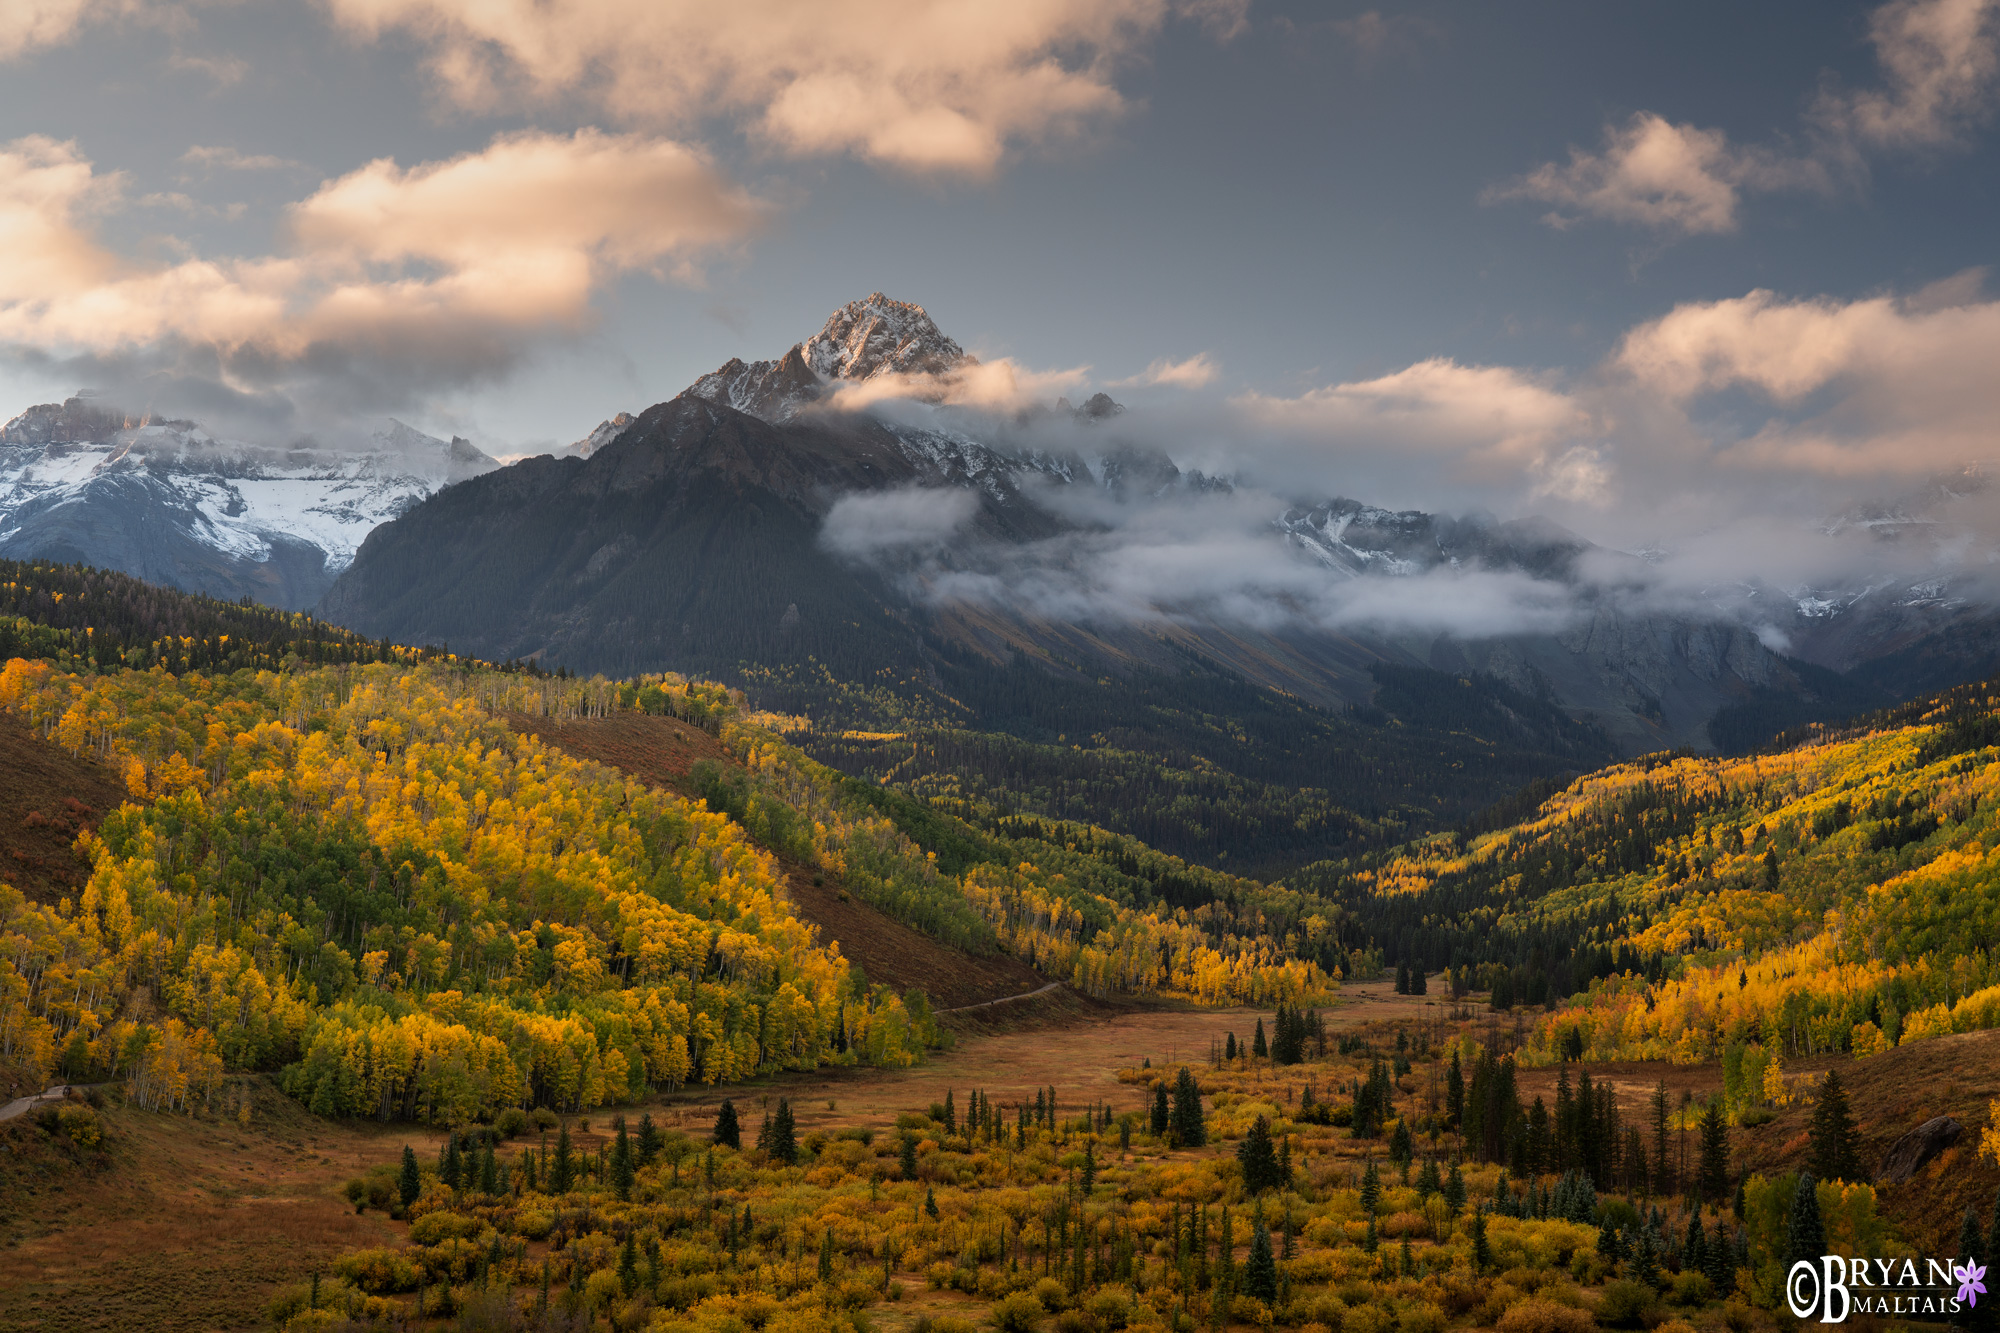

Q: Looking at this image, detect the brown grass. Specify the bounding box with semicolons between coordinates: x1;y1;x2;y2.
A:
0;1082;439;1332
0;711;127;906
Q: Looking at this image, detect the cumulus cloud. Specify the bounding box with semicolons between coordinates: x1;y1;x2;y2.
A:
321;0;1228;174
0;0;162;59
818;356;1094;417
1111;352;1218;389
1485;113;1824;235
1615;279;2000;477
1232;358;1601;500
1816;0;2000;148
1493;0;1999;236
0;129;763;417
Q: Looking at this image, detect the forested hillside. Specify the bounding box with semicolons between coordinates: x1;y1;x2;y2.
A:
790;655;1614;876
1312;675;2000;1082
0;558;476;675
0;565;1347;1118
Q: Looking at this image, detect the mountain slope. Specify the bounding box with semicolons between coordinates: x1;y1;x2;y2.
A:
0;399;497;608
1310;666;2000;1058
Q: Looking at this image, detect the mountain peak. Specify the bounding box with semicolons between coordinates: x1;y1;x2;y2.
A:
687;292;974;423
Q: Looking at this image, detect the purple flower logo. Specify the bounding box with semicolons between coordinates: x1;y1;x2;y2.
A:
1957;1259;1987;1308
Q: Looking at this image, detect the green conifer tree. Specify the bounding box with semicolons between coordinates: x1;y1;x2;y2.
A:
1808;1071;1862;1184
1698;1096;1730;1201
1237;1115;1283;1194
618;1234;639;1295
552;1125;575;1194
1784;1174;1827;1272
713;1100;740;1150
1170;1067;1206;1148
399;1144;421;1208
637;1112;662;1166
924;1184;939;1218
1252;1019;1268;1059
611;1120;635;1201
1244;1220;1277;1303
1151;1082;1170;1137
771;1099;798;1166
900;1133;919;1180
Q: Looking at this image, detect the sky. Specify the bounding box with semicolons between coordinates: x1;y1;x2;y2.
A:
2;0;1999;591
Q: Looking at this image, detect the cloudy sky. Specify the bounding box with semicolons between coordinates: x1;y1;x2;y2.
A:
2;0;1998;572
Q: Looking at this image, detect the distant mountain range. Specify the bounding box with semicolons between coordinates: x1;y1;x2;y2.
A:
8;293;1999;864
0;396;497;609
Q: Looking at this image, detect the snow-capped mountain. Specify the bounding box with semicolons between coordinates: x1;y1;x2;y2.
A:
567;412;635;459
688;292;973;422
0;397;498;609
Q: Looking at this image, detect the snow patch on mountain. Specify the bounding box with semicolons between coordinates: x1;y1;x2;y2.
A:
0;398;499;607
688;293;974;423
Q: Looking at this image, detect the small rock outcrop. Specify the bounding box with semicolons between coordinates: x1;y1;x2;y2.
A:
1878;1115;1963;1183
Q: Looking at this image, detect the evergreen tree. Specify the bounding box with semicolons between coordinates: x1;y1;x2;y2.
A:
1698;1096;1730;1201
1784;1174;1827;1272
1237;1115;1283;1193
1416;1156;1441;1199
1470;1205;1491;1273
1360;1157;1381;1216
637;1112;662;1166
818;1228;835;1284
399;1144;421;1208
900;1133;919;1180
1244;1220;1278;1304
1225;1033;1237;1061
770;1099;798;1166
1961;1207;1985;1265
924;1184;939;1218
1151;1082;1170;1137
1649;1080;1673;1196
552;1126;576;1194
1808;1070;1862;1184
619;1234;639;1295
478;1141;498;1196
1446;1049;1464;1128
1082;1142;1098;1192
943;1089;956;1137
1389;1117;1413;1165
611;1120;635;1201
1704;1218;1734;1295
1170;1067;1206;1148
1120;1117;1132;1152
1412;966;1427;995
1252;1018;1269;1059
441;1133;463;1191
713;1099;740;1150
1444;1161;1466;1212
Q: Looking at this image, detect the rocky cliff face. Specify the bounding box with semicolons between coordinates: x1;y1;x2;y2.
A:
687;293;973;422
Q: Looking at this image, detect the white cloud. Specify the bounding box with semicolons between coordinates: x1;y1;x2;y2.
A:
180;145;301;173
1493;0;1999;236
1233;358;1598;493
1111;352;1218;389
821;486;980;558
1486;112;1823;236
818;356;1093;416
320;0;1222;174
1816;0;2000;148
1615;281;2000;477
0;129;763;405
